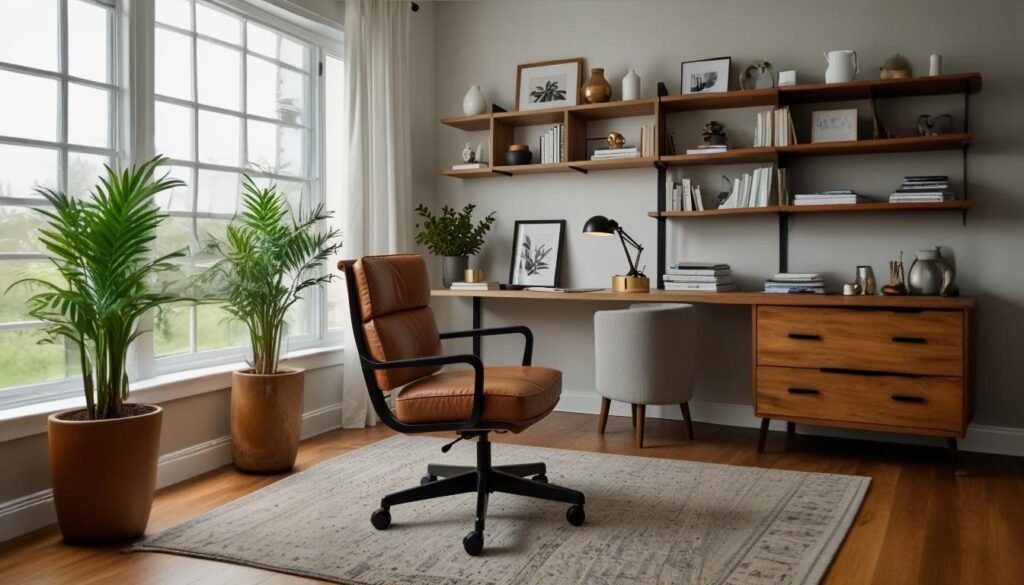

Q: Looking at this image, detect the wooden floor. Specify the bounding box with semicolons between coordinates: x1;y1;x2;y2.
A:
2;412;1023;584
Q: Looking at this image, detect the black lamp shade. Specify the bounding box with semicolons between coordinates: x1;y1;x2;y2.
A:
582;215;618;236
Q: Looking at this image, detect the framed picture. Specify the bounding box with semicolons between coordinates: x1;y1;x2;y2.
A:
680;57;731;94
812;108;859;143
516;58;583;112
508;220;565;287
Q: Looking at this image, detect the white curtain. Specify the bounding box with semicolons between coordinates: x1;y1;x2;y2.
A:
341;0;413;428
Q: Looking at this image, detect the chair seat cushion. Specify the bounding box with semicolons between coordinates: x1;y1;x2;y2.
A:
395;366;561;432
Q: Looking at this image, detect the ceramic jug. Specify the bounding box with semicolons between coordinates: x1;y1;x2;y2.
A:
462;85;486;116
907;249;944;295
824;50;858;84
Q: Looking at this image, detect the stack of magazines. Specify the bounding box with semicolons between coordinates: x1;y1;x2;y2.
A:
663;262;737;292
889;175;955;203
449;281;500;291
793;190;864;206
764;273;825;294
592;146;641;160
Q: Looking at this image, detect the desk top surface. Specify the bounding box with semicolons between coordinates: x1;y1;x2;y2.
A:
432;288;976;309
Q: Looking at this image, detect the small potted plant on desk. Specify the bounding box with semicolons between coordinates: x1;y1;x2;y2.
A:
414;203;496;288
202;177;340;473
11;157;185;543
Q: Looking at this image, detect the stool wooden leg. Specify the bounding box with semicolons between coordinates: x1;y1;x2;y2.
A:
757;418;771;453
598;397;611;434
680;402;694;440
635;405;646;448
631;404;637;427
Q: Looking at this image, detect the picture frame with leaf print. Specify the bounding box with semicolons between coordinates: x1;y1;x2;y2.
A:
515;58;583;112
508;220;565;288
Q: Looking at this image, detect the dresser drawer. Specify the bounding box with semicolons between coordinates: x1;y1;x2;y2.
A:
756;306;963;376
756;366;964;433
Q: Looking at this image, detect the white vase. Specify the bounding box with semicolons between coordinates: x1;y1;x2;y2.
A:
462;85;486;116
622;69;640;101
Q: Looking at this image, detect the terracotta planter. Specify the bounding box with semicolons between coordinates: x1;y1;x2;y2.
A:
231;368;304;473
47;405;163;544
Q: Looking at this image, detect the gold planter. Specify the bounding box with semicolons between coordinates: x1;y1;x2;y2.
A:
612;275;650;293
582;68;612;104
231;368;305;474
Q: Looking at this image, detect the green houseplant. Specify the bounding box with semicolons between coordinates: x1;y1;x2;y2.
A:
10;156;185;543
203;176;340;473
414;203;496;287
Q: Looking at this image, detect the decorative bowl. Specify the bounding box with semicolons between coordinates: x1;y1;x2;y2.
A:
505;146;532;165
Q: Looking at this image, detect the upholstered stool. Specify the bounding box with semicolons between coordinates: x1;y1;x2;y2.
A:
594;303;697;447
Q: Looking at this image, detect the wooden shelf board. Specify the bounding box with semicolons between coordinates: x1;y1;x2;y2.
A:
660;88;778;112
779;73;982;104
493;108;565;127
440;167;493;179
780;134;971;157
490;162;571;176
567;98;658;120
650;206;782;218
784;200;973;213
440;113;491;131
661;148;778;167
569;157;657;171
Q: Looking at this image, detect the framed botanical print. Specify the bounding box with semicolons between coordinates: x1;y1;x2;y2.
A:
515;58;583;112
508;220;565;287
680;56;731;94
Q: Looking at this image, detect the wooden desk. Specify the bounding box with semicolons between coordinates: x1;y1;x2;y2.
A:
433;289;975;459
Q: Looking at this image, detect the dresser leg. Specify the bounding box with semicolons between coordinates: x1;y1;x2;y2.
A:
757;418;771;453
786;421;796;436
948;438;958;470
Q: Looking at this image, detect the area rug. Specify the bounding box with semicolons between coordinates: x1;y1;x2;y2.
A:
130;435;870;584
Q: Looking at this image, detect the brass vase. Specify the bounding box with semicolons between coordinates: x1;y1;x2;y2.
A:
582;68;612;103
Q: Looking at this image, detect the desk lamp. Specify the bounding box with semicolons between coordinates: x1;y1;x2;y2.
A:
582;215;650;293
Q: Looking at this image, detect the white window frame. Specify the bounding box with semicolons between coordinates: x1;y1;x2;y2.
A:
0;0;344;410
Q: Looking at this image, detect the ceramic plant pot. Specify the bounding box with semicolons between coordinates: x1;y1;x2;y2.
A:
231;368;305;473
443;255;470;288
48;404;163;544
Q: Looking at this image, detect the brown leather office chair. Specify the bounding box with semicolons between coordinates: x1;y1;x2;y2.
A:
339;254;585;556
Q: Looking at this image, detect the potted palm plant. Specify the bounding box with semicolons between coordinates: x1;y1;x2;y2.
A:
11;157;185;543
414;203;496;288
204;177;340;473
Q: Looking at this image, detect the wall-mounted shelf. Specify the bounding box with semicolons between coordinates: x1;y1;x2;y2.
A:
781;133;971;157
440;113;491;131
660;87;778;112
777;73;981;104
660;147;777;167
649;199;973;218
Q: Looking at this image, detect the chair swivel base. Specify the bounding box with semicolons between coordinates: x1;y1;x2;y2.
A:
370;432;586;556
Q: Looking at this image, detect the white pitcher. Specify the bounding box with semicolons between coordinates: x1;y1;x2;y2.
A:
824;50;858;84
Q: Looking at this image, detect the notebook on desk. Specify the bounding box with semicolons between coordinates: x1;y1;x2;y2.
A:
525;287;604;293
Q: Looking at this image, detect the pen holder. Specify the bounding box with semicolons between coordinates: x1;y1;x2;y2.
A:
464;269;483;283
612;275;650;293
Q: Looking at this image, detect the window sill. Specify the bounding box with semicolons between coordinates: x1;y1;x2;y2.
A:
0;345;344;443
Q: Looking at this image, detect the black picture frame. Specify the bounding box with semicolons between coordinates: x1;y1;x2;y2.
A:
508;220;566;288
680;56;731;94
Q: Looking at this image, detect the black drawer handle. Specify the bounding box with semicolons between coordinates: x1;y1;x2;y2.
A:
892;336;927;344
891;395;926;404
788;387;820;395
788;333;822;341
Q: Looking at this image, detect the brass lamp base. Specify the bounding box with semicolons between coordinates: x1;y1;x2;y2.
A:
612;275;650;293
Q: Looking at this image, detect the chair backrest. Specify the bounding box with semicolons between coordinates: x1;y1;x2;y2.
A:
344;254;442;391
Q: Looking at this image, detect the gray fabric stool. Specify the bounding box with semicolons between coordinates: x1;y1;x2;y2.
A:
594;303;697;447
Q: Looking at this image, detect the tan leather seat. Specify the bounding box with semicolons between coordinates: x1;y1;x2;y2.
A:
396;366;561;432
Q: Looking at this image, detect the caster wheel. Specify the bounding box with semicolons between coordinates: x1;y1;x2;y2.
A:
420;474;437;485
370;507;391;530
533;474;548;483
566;505;585;527
463;530;484;556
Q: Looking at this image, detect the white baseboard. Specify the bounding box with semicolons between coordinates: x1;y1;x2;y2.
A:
0;402;344;544
556;389;1024;458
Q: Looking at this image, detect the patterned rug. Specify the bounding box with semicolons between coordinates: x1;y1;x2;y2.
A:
130;435;869;584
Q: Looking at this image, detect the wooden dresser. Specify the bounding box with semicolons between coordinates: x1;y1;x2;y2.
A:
752;302;973;457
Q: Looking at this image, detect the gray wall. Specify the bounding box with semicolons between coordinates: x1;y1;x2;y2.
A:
429;0;1024;428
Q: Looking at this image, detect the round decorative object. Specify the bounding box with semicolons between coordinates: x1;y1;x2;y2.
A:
370;507;391;530
740;60;775;90
880;54;912;79
622;69;641;101
581;68;612;103
566;505;586;527
505;145;533;165
463;530;484;556
907;249;944;295
462;85;486;116
606;132;626;149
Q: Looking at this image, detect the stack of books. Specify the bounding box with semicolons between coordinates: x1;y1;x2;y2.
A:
754;107;797;147
663;262;737;292
889;175;955;203
685;144;728;155
718;166;776;209
538;124;564;164
792;190;864;206
451;162;487;170
592;146;641;161
449;281;500;291
666;176;705;211
764;273;825;294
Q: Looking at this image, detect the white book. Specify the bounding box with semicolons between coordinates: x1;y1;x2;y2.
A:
773;273;823;281
694;185;705;211
663;274;735;284
452;163;487;170
664;282;739;292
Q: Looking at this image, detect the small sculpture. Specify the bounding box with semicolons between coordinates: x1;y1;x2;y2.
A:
462;143;476;163
606;132;626;149
701;121;728;146
880;53;912;79
916;114;953;136
881;252;908;295
740;60;775;89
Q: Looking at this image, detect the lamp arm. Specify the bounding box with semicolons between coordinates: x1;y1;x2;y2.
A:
616;228;645;277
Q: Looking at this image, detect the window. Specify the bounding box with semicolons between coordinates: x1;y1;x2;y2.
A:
0;0;344;407
0;0;118;400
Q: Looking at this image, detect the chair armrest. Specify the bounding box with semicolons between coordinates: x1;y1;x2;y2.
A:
439;326;534;366
361;353;487;430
